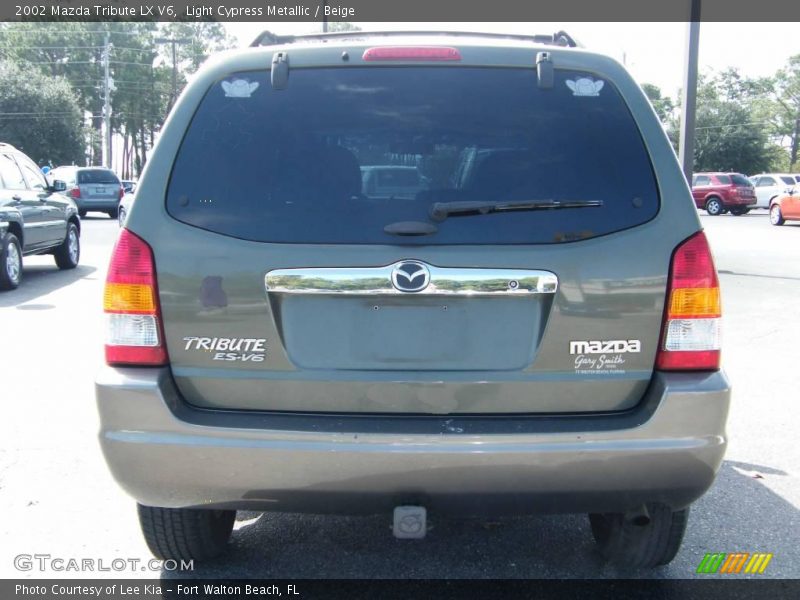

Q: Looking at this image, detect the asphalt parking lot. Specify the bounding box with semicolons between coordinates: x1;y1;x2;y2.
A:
1;210;798;580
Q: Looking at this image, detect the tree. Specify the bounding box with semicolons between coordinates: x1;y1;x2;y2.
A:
765;55;800;169
156;22;235;74
326;22;362;33
693;100;775;173
668;69;782;174
0;60;83;165
641;83;675;123
0;22;235;176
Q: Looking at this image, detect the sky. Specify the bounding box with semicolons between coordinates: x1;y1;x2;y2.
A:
223;22;800;97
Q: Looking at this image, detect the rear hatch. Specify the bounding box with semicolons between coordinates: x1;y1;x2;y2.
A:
729;173;756;202
151;54;682;415
78;169;120;203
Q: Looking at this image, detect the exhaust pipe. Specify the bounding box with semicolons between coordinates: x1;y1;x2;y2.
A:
625;504;651;527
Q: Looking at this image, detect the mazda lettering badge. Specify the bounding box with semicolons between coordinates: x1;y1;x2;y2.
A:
391;261;431;293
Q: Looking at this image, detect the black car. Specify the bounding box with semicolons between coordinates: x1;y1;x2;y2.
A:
0;143;81;290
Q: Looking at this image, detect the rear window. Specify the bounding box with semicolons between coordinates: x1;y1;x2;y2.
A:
730;174;751;186
78;169;119;185
167;67;659;244
715;175;731;184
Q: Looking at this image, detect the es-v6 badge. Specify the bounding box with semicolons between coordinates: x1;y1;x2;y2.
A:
183;337;267;363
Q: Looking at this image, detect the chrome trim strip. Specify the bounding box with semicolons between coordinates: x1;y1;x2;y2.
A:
25;220;65;229
265;262;558;296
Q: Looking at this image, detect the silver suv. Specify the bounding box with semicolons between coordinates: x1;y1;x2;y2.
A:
96;31;730;569
48;166;123;219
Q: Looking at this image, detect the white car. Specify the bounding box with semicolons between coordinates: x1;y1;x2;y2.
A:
749;173;796;208
118;191;134;227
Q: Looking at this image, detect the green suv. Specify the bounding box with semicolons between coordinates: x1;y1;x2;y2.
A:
96;31;730;568
0;143;81;290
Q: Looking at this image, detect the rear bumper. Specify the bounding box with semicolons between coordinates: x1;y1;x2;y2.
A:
724;197;756;206
75;199;119;211
96;368;730;516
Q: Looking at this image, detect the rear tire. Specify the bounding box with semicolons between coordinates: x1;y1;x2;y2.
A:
107;207;119;219
78;209;87;218
0;233;22;291
589;503;689;568
54;223;80;270
705;197;723;216
730;207;748;216
137;504;236;561
770;204;785;226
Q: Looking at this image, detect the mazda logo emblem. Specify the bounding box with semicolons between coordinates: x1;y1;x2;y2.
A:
391;261;431;293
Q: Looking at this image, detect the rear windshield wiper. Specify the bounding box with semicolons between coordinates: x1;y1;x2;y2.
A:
429;199;603;222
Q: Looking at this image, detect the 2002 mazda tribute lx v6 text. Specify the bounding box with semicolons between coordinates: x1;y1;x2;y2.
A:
96;30;730;569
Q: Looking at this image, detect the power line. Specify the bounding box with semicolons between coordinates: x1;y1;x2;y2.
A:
64;79;170;84
10;60;100;65
0;30;144;36
0;111;78;116
0;111;164;117
0;45;156;52
694;120;776;131
8;60;156;66
69;83;171;89
111;61;157;66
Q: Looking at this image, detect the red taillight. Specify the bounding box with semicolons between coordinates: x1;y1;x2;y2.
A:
103;229;168;366
119;185;124;200
362;46;462;62
70;187;81;199
656;232;721;371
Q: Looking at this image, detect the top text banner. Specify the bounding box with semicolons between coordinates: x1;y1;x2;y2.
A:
5;0;800;22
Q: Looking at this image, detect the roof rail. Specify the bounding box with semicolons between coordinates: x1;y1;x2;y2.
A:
250;30;581;49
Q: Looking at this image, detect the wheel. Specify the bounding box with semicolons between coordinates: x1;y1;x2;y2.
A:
769;203;785;226
589;503;689;568
730;207;747;216
0;233;23;291
118;207;127;227
107;207;119;219
705;197;722;216
78;209;87;218
54;223;80;270
137;504;236;561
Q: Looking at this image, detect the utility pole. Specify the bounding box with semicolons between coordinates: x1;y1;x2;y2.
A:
679;0;701;182
322;0;328;32
102;32;112;169
155;37;191;111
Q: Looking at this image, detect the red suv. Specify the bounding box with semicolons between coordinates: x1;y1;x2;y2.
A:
691;172;756;216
